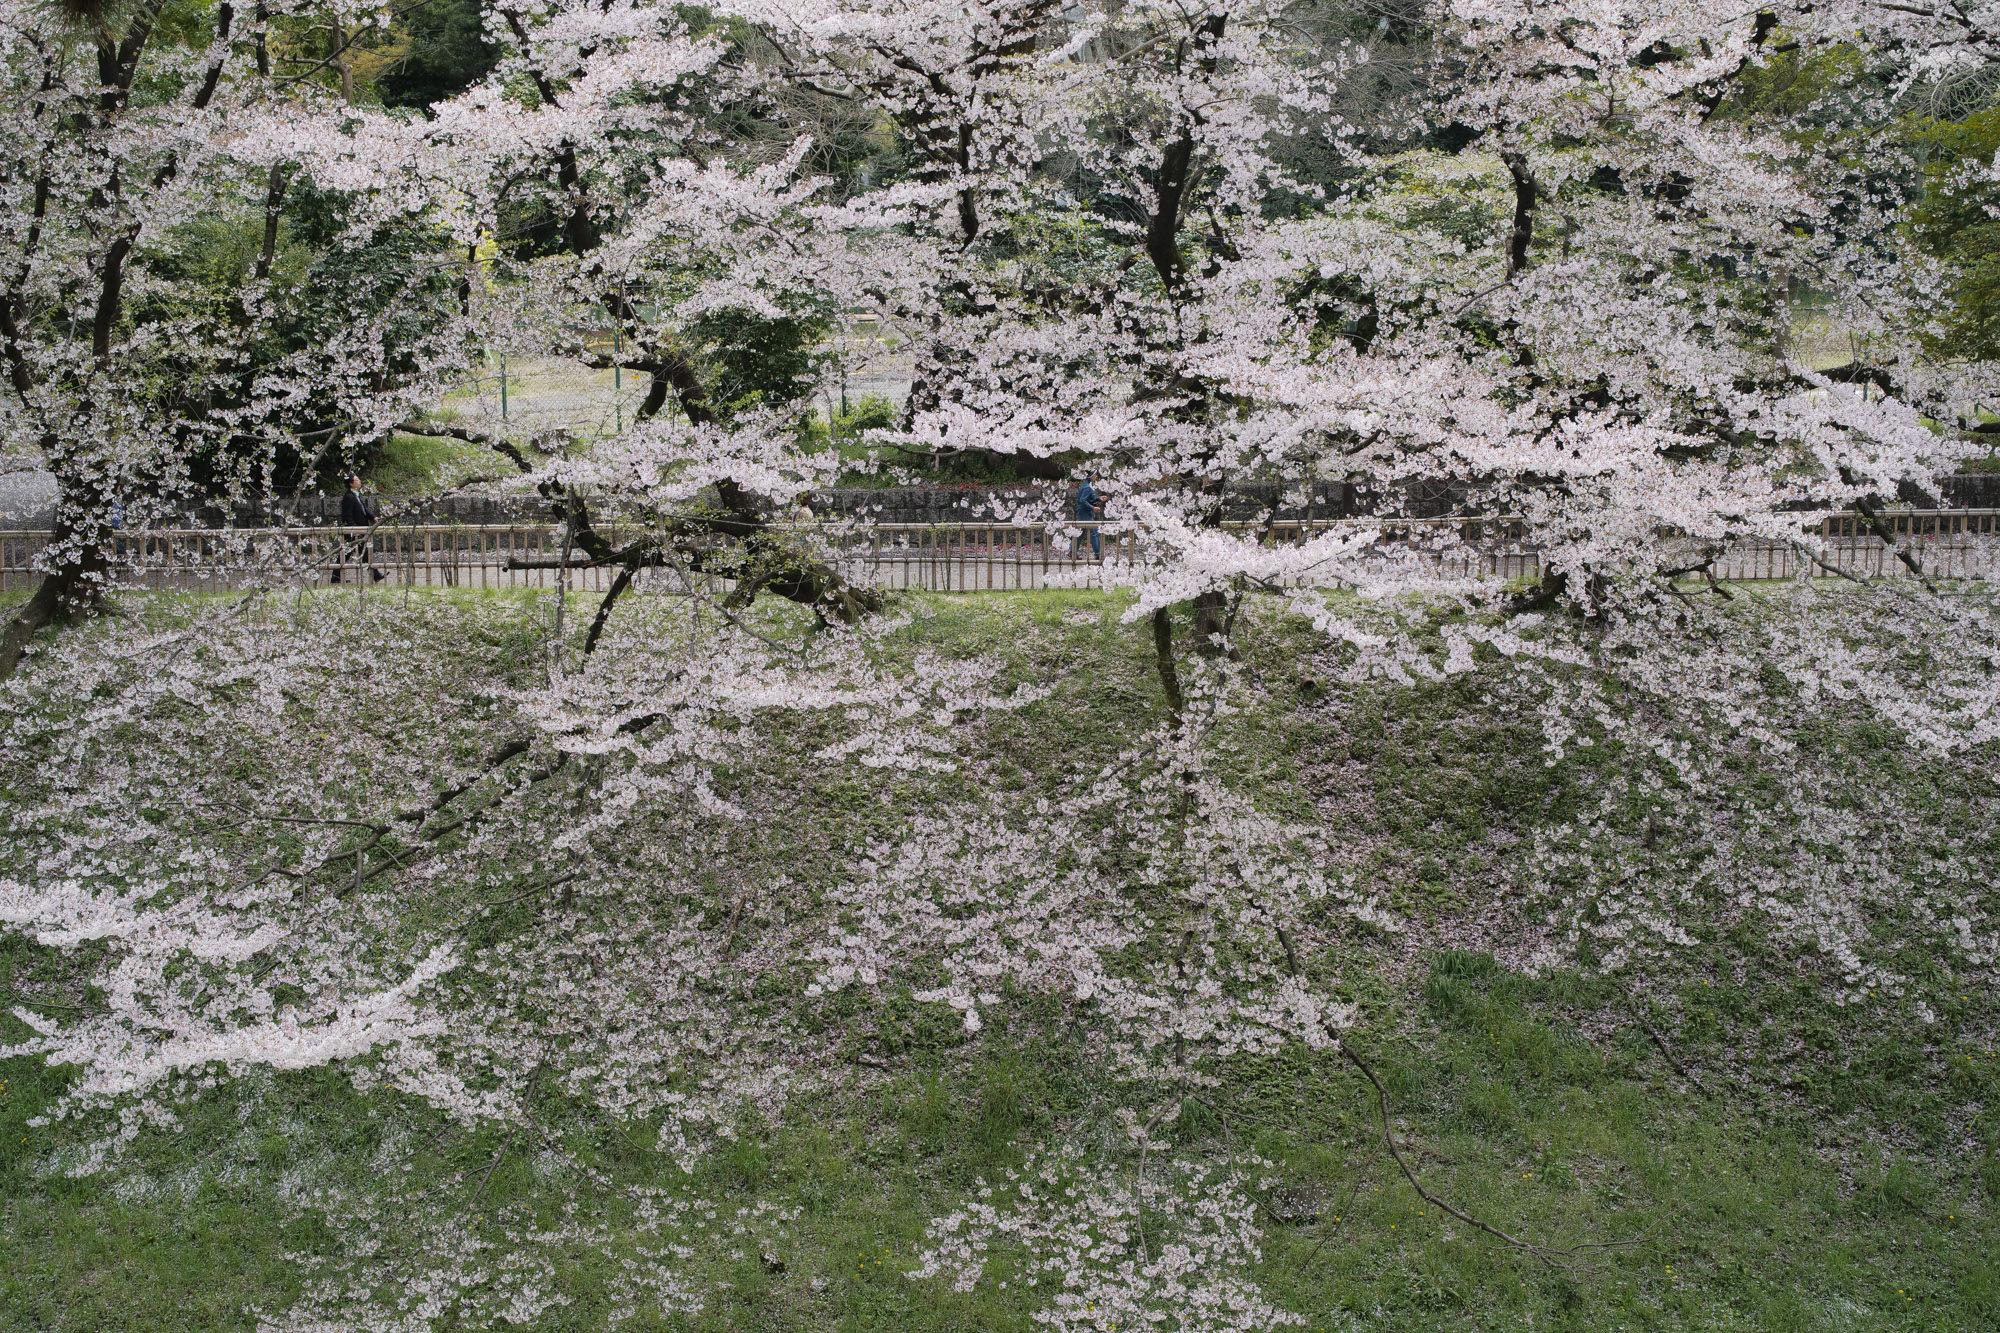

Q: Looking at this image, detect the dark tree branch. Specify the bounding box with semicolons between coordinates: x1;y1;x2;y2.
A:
395;421;535;474
1837;473;1942;593
253;161;288;284
582;565;636;656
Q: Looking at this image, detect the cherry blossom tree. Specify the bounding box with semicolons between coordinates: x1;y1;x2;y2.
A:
414;0;1999;1261
400;0;930;629
551;1;1984;708
3;2;1999;1324
0;0;472;675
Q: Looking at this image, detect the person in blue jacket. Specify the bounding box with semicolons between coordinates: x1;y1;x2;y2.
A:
1072;474;1101;559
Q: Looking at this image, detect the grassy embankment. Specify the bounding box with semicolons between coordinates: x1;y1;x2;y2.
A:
1;586;1996;1332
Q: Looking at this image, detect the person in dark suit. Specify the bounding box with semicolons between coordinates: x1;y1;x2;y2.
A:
340;474;372;527
333;475;384;583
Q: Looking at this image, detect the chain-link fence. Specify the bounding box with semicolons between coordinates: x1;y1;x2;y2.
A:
436;333;654;443
425;314;912;445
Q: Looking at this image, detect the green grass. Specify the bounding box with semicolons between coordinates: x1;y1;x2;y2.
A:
364;430;509;493
6;957;1995;1330
2;588;1997;1330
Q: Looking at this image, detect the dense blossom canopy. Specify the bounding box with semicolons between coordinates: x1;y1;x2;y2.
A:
2;2;1998;1327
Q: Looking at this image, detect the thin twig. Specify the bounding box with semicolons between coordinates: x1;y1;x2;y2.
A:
660;550;809;656
1299;1169;1367;1266
1790;541;1871;587
488;870;581;910
1337;1039;1651;1264
582;565;637;657
1636;1017;1713;1097
721;890;750;956
469;1061;545;1208
1451;275;1514;317
5;994;90;1012
1845;489;1942;594
469;1125;519;1208
1134;1098;1177;1262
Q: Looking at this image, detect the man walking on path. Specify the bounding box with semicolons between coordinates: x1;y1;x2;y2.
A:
334;475;384;583
1072;474;1102;560
339;474;372;528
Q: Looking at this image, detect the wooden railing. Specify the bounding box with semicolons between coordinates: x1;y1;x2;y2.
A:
4;512;1998;594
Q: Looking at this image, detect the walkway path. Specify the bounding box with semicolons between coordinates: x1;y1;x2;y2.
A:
5;516;1998;594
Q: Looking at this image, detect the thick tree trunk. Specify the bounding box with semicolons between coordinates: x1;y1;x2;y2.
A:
1152;608;1185;715
0;513;109;679
1191;589;1228;657
0;575;63;679
1501;150;1537;274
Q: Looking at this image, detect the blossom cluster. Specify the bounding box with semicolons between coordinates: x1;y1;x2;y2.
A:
908;1148;1306;1332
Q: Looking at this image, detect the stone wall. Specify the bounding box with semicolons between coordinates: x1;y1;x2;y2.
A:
286;494;549;525
1943;473;2000;508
